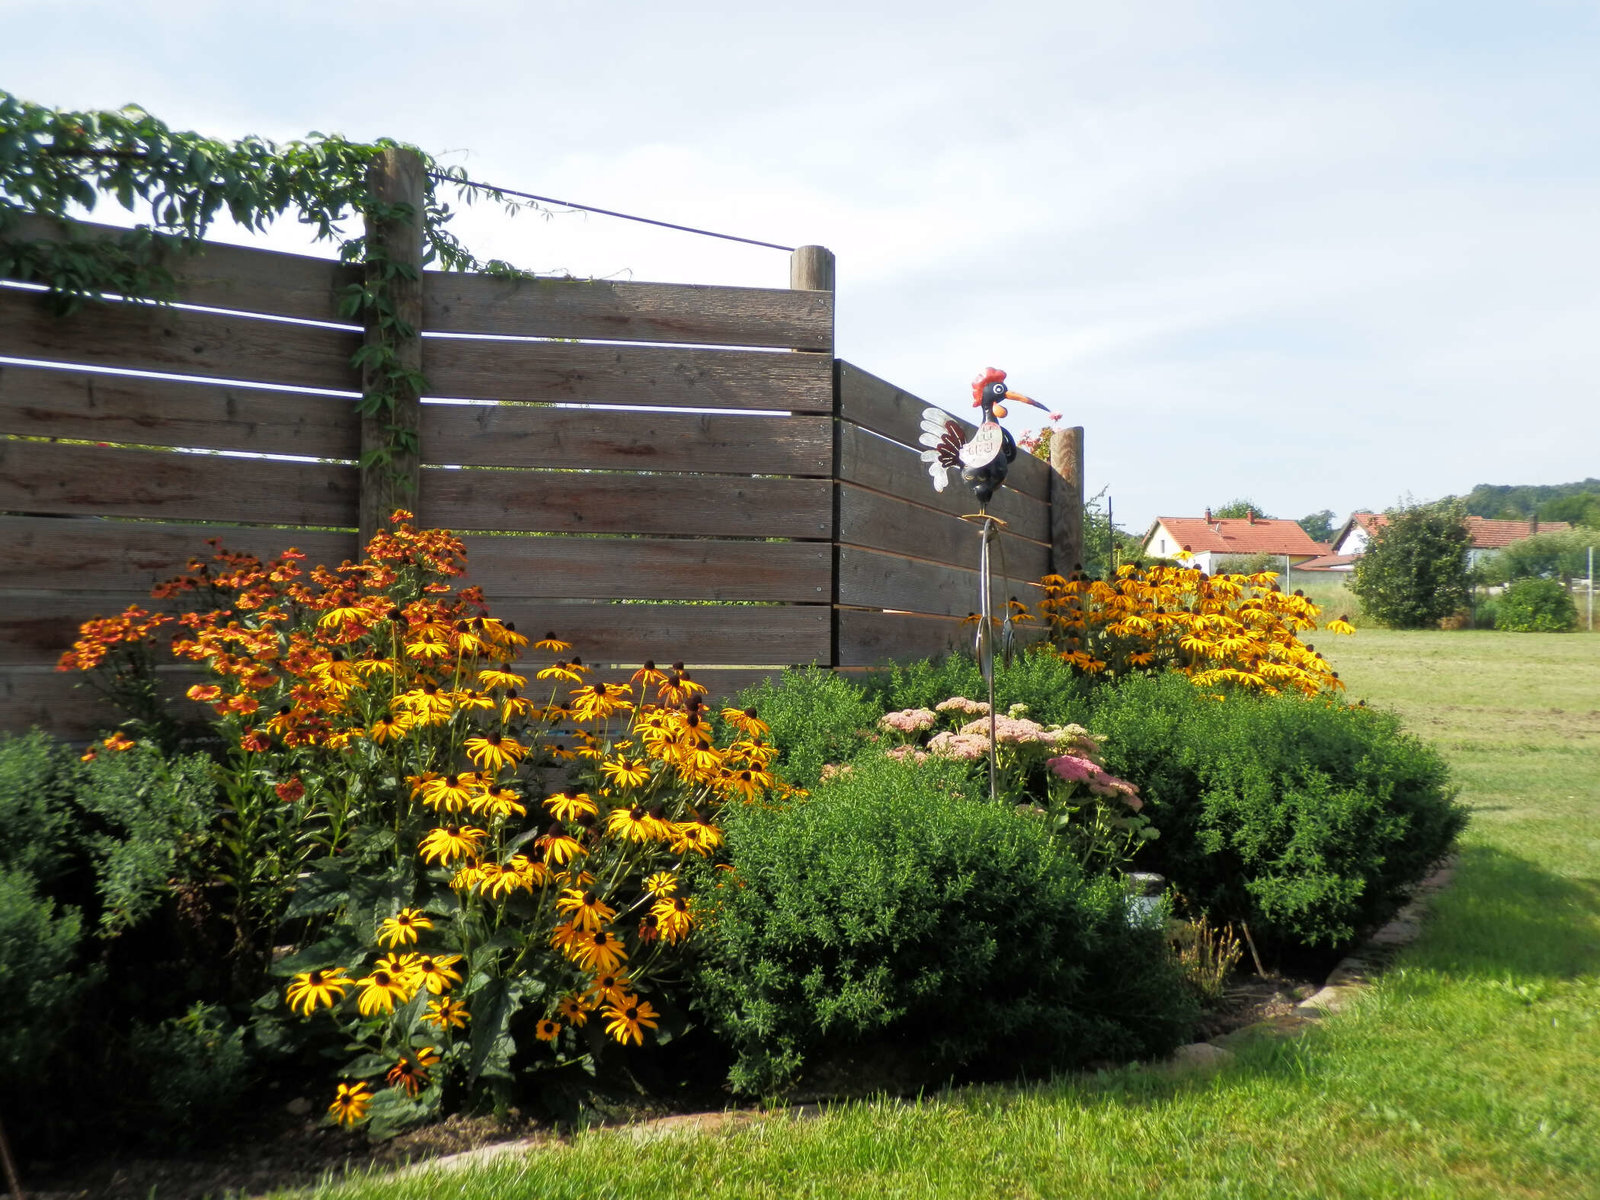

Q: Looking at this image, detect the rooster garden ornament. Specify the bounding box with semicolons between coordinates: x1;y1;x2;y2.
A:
919;367;1061;506
918;368;1061;801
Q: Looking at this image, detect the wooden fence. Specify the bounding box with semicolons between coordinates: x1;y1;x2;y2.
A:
0;190;1082;740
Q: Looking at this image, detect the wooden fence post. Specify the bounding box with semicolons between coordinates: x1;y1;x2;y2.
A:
790;245;839;669
1050;425;1085;576
359;147;426;550
790;245;835;294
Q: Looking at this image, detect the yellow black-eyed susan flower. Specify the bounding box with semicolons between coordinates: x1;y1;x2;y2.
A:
413;954;464;994
600;756;652;789
535;1018;563;1042
426;998;470;1031
602;997;660;1046
554;888;617;932
464;731;525;773
583;971;634;1009
544;792;597;822
356;967;416;1016
652;894;694;943
557;994;591;1027
567;928;628;973
286;967;352;1016
376;908;433;949
420;824;488;866
328;1081;373;1126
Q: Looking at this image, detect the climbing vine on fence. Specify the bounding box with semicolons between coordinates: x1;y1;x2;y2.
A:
0;88;538;488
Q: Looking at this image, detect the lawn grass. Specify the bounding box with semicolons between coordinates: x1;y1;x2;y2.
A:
286;629;1600;1200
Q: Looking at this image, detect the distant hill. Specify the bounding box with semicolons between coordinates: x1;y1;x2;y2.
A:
1459;479;1600;523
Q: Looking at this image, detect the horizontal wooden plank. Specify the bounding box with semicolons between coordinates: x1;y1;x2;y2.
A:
0;517;358;592
489;602;829;666
571;666;787;704
837;361;1052;502
0;518;830;604
0;441;358;526
837;545;996;619
424;338;833;412
0;590;163;666
457;534;832;603
5;215;356;325
836;420;1049;542
0;286;361;392
837;484;1050;579
419;471;830;538
836;609;967;666
424;271;832;351
0;665;206;740
0;363;360;458
420;403;831;476
1;590;830;675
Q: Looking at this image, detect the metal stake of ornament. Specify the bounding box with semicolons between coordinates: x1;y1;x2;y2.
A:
974;512;1001;802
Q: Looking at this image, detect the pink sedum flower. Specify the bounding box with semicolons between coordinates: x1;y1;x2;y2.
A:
879;708;938;734
935;697;991;716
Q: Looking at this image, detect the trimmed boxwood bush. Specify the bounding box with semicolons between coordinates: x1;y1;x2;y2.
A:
691;753;1194;1094
1085;673;1466;952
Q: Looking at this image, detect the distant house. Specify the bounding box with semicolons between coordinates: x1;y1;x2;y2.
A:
1140;509;1329;573
1461;516;1572;568
1296;510;1570;572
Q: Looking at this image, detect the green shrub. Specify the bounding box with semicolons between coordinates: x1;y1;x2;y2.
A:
74;742;217;935
124;1002;252;1146
0;729;79;883
731;667;882;787
691;754;1194;1094
0;865;96;1087
1493;578;1578;632
880;647;1090;728
1087;674;1466;952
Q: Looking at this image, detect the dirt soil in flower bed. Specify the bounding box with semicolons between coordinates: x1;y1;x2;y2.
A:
25;966;1328;1200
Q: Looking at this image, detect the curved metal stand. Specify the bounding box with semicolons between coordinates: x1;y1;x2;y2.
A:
963;509;1006;803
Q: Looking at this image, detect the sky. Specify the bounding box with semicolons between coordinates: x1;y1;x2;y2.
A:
4;0;1598;536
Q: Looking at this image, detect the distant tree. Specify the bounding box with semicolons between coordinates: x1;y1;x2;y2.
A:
1210;499;1274;519
1461;478;1600;519
1474;528;1595;588
1539;493;1600;529
1349;500;1472;629
1297;509;1337;543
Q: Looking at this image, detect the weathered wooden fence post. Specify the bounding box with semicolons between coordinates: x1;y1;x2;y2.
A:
1050;425;1085;576
789;244;838;668
359;147;426;549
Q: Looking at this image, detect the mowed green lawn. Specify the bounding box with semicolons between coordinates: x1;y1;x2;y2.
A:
288;629;1600;1200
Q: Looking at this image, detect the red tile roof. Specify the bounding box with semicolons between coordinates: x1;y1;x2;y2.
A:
1335;511;1570;554
1465;516;1571;549
1151;516;1329;557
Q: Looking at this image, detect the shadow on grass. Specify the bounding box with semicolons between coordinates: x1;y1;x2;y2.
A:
1406;841;1600;979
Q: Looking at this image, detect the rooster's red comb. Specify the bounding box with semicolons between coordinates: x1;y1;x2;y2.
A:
971;367;1007;401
